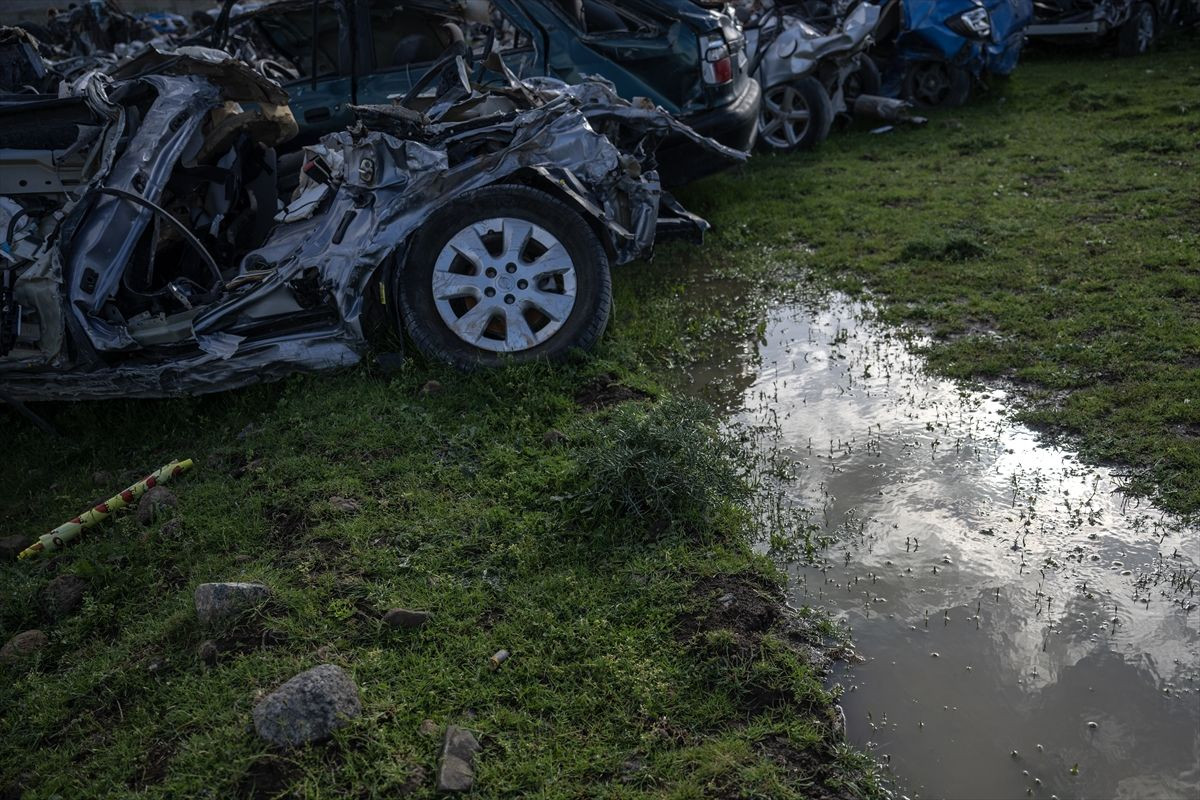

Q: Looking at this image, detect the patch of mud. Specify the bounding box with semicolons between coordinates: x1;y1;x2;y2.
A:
236;755;300;799
676;572;782;654
127;740;177;790
264;504;312;546
573;373;651;410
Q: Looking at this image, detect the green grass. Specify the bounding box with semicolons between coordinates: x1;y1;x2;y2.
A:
0;374;871;797
3;40;1198;799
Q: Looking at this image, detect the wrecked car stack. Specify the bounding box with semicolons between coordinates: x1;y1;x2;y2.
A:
1;0;1195;404
0;38;742;400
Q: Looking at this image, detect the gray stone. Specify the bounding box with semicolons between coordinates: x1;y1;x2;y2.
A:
420;380;443;396
382;608;432;629
43;575;87;617
0;630;48;665
136;486;178;526
194;582;270;625
542;429;568;447
252;664;361;747
330;496;361;514
437;725;481;792
419;718;438;737
0;535;32;561
198;639;219;665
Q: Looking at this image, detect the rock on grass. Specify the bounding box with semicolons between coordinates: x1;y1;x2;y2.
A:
252;664;361;747
136;486;178;526
194;582;270;625
382;608;432;629
437;725;481;792
43;575;87;618
0;535;32;561
0;630;48;665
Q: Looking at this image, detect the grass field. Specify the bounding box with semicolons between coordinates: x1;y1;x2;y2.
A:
1;39;1197;799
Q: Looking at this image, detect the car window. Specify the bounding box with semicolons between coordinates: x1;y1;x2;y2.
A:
552;0;662;35
253;5;341;78
471;6;532;53
370;4;453;69
368;2;531;71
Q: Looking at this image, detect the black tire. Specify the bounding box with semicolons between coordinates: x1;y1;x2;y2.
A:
842;55;882;107
1117;2;1157;56
902;61;972;108
396;184;612;369
758;76;834;153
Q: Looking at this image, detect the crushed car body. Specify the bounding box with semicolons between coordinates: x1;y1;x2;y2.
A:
1026;0;1198;55
866;0;1033;107
738;0;885;150
0;44;743;401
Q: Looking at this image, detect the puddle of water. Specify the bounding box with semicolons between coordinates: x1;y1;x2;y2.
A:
681;296;1200;800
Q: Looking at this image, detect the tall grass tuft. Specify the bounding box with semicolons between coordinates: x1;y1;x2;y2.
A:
574;396;751;534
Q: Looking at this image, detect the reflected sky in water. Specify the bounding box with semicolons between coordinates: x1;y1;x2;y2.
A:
682;297;1200;800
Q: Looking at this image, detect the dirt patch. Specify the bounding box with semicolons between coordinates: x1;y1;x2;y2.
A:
127;740;177;790
236;755;300;799
264;504;312;546
675;572;782;655
754;734;859;800
574;373;651;411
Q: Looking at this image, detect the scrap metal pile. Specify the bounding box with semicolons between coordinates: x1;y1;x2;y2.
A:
1;0;1196;402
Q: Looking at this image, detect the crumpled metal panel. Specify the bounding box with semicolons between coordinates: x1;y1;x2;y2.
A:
750;3;881;90
897;0;1032;78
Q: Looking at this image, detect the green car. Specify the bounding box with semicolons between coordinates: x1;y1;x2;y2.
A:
210;0;761;184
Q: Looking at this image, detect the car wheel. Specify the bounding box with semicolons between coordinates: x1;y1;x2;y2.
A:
1117;2;1156;56
758;77;834;153
397;184;611;369
902;61;972;108
843;55;882;106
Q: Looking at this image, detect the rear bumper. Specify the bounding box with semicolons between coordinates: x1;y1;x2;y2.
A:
655;77;761;187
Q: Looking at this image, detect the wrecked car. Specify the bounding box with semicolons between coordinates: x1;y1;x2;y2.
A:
866;0;1033;107
0;45;741;401
737;0;884;151
1026;0;1197;55
203;0;760;185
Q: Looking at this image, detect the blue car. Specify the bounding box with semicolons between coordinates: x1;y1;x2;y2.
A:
867;0;1033;106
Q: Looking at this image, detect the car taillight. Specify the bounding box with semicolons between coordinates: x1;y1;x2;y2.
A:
701;38;733;85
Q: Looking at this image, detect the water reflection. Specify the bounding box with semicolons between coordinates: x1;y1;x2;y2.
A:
683;297;1200;800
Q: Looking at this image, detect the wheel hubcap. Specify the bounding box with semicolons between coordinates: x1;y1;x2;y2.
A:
760;84;812;149
432;217;577;353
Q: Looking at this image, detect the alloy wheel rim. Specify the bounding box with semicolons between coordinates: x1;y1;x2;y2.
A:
761;83;813;149
912;63;950;106
432;217;578;353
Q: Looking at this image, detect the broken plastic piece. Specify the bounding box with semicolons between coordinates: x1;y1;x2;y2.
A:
18;459;194;559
